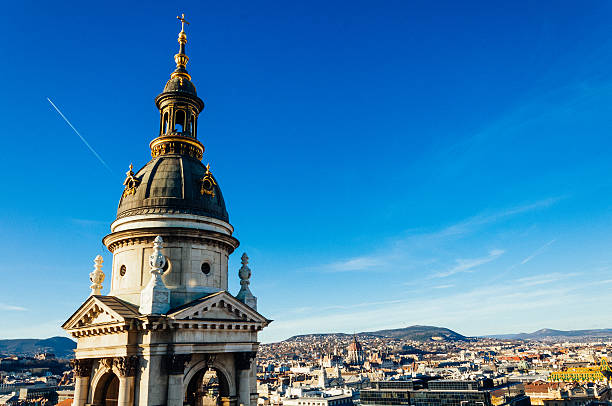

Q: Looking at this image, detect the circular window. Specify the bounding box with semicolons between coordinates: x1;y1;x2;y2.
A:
201;262;211;275
119;265;126;277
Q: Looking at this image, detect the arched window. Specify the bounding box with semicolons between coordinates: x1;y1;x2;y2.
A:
174;110;185;133
190;116;194;135
163;112;169;134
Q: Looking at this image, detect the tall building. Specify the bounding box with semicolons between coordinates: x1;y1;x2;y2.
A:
61;16;270;406
346;337;365;366
361;379;531;406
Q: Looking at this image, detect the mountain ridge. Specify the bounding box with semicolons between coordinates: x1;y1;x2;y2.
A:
283;326;612;343
486;328;612;340
0;337;76;358
285;325;468;342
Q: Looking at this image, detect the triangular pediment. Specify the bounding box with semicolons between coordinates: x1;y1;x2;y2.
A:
62;295;140;331
167;291;270;325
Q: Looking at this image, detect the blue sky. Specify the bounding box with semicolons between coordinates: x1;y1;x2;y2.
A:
1;1;612;342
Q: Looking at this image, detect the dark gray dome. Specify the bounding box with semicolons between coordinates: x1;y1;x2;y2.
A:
163;76;197;95
117;155;229;222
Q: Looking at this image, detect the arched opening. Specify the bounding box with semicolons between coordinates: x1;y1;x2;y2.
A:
93;372;120;406
185;113;192;135
189;116;195;135
174;110;186;133
163;112;169;134
185;367;230;406
103;375;119;406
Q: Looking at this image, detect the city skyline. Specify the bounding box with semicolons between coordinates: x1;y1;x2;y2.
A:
1;1;612;343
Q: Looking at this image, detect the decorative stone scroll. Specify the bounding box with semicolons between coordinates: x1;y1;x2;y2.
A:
166;354;191;374
235;352;256;370
100;358;113;369
71;358;93;377
113;356;139;377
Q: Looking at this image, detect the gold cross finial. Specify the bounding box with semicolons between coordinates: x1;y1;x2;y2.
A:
177;13;190;32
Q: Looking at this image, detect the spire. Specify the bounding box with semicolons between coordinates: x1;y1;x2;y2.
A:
318;363;328;388
151;14;205;160
172;13;191;81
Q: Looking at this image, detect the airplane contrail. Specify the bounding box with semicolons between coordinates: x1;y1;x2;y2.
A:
47;97;114;174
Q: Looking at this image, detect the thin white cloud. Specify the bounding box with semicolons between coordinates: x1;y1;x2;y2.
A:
425;198;563;240
516;272;580;287
0;303;27;311
433;284;454;289
521;239;556;265
312;198;560;274
325;256;387;272
433;249;505;278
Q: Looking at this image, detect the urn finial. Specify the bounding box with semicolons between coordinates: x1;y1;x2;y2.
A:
140;236;171;315
89;255;105;296
150;235;167;273
236;252;257;310
239;253;251;284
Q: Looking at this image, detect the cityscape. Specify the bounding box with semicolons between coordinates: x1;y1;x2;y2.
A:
5;328;612;406
2;2;612;406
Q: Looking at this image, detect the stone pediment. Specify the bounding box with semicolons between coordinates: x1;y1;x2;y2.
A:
167;291;270;325
62;295;140;331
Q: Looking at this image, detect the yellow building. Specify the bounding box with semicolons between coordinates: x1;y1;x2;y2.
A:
549;368;606;383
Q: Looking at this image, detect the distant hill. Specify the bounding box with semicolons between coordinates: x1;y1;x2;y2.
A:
364;325;467;341
0;337;76;358
487;328;612;340
286;325;467;342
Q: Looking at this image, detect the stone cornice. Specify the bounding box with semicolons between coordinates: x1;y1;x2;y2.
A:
103;227;239;253
67;317;265;338
138;317;265;332
68;322;134;338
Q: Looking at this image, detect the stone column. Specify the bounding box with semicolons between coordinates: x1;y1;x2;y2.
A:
249;356;258;406
114;356;139;406
235;352;256;406
166;354;191;406
71;359;93;406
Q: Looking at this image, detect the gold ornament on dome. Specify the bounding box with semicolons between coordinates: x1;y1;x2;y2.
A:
150;136;204;160
122;163;141;197
200;163;217;197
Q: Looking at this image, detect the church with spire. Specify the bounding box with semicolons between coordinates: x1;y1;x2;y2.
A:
62;15;270;406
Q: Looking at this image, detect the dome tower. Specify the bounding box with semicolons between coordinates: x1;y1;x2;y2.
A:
63;17;268;406
102;16;239;308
